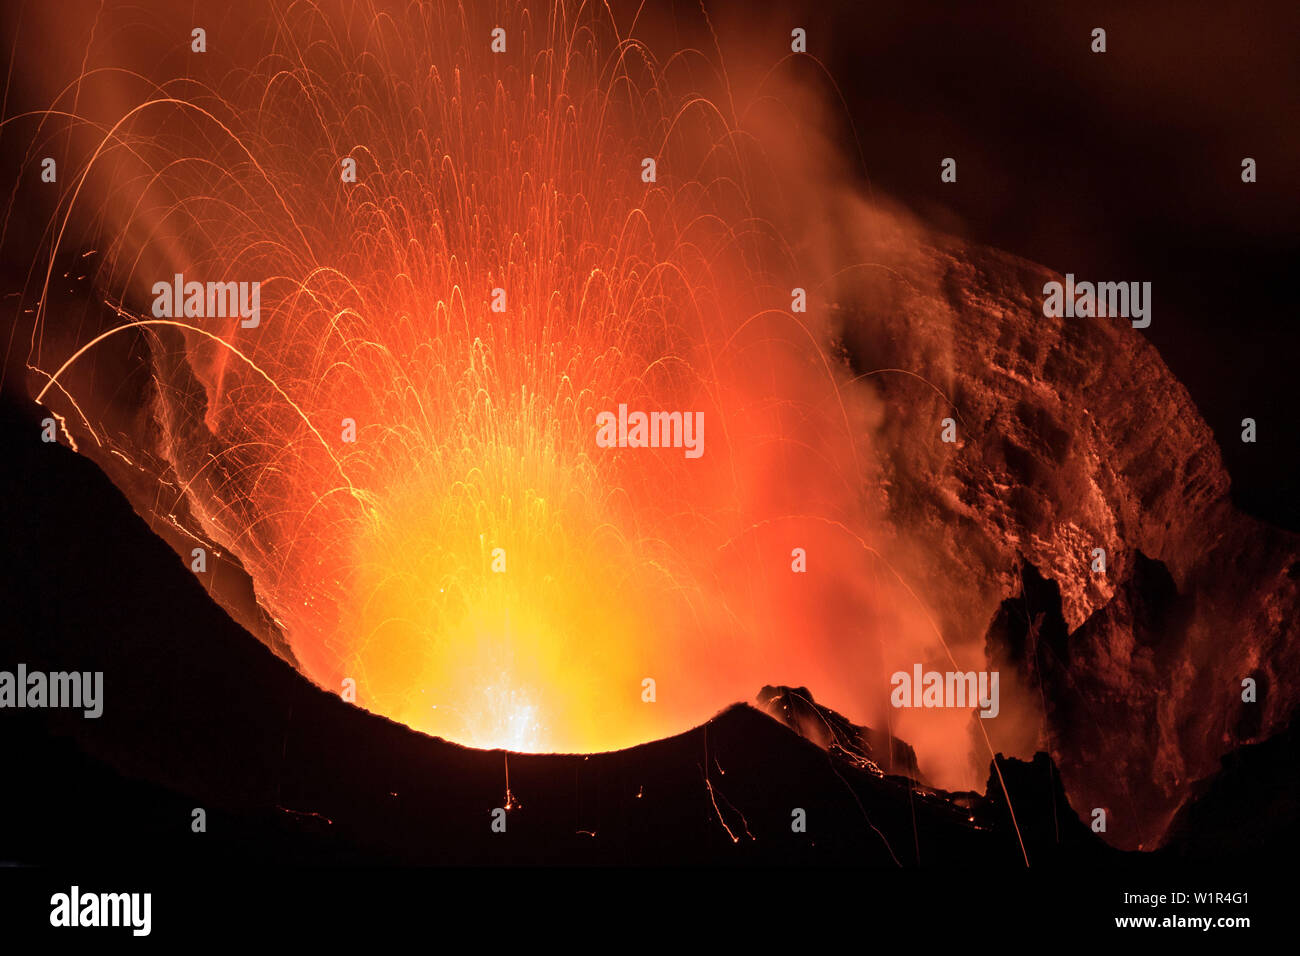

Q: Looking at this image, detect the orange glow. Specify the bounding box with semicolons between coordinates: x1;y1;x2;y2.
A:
25;0;988;770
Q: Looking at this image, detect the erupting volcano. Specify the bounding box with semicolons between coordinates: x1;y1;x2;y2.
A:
7;0;1298;858
19;0;956;760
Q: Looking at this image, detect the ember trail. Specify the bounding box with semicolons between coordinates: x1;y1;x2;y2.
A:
25;0;934;760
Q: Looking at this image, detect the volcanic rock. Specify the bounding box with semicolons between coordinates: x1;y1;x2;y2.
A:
834;204;1300;848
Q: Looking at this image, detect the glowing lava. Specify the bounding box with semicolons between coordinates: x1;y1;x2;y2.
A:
23;0;945;757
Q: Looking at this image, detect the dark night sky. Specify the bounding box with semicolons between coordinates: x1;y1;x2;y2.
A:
688;0;1300;529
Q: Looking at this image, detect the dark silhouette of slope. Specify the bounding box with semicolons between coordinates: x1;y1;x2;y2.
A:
0;390;1117;865
1159;710;1300;863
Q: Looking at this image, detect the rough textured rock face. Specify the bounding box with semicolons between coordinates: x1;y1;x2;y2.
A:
1160;709;1300;863
836;202;1300;848
23;198;1296;853
757;684;925;783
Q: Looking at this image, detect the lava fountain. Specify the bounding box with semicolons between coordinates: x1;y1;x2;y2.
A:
18;0;959;760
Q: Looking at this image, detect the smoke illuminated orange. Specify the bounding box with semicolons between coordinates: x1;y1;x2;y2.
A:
23;0;967;764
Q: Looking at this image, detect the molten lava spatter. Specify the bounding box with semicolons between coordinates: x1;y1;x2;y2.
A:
23;0;981;769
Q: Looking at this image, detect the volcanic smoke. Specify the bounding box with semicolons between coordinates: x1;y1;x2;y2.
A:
16;0;1006;788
